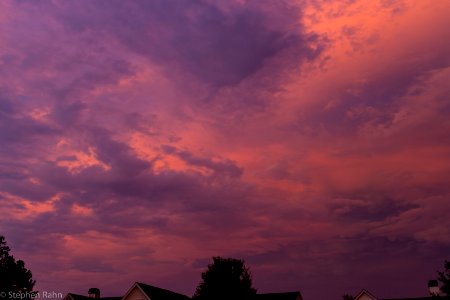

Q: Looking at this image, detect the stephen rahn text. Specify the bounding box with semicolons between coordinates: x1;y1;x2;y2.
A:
6;291;63;299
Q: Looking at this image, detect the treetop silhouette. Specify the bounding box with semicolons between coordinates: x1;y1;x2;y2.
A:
0;236;36;298
193;256;257;300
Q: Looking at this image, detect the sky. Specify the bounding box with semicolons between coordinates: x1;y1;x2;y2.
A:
0;0;449;299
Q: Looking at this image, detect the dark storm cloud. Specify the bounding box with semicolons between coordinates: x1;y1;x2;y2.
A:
71;257;118;273
161;145;243;178
8;126;254;233
0;177;57;202
0;97;60;204
90;128;151;177
0;115;57;144
23;0;319;87
0;97;58;146
123;113;160;136
0;97;15;114
289;40;450;138
329;197;419;222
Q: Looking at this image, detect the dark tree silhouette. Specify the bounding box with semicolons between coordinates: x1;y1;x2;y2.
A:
342;294;354;300
438;260;450;296
0;236;36;298
193;257;257;300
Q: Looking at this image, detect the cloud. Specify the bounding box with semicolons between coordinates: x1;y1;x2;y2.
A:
161;145;243;178
1;0;450;300
49;0;319;87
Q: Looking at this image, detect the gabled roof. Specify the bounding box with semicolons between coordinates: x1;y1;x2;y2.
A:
256;291;303;300
354;289;450;300
355;289;378;300
65;294;90;300
382;297;450;300
134;282;191;300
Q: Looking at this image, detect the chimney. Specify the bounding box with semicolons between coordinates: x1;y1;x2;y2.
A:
428;280;440;296
88;288;100;299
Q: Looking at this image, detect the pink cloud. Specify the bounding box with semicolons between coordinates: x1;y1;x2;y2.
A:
1;1;449;300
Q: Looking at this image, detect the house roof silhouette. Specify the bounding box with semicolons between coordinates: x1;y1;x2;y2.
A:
64;281;302;300
354;289;450;300
255;291;303;300
128;282;190;300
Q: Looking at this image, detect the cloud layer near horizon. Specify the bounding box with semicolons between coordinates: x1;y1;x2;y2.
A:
1;1;449;299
